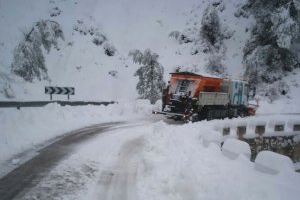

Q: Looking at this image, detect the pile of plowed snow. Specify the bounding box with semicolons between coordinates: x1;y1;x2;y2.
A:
136;121;300;200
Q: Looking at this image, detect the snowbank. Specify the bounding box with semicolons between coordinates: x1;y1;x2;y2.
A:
202;129;222;147
255;151;295;174
222;138;251;159
0;100;153;163
136;121;300;200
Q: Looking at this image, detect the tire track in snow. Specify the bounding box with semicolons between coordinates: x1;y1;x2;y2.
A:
95;137;144;200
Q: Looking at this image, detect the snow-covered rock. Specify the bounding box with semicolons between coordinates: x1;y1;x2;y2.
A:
255;151;295;174
222;138;251;159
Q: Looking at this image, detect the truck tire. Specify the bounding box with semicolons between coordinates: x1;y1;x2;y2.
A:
207;109;213;121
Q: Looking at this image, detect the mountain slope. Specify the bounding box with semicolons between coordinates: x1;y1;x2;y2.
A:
0;0;299;108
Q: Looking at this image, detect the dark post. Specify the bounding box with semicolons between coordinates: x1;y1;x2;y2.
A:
68;94;70;100
50;94;52;101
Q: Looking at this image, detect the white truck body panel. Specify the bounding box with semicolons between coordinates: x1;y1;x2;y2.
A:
198;92;229;106
229;80;248;106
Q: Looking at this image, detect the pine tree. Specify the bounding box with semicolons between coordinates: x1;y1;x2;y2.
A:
200;4;227;76
12;39;46;82
129;49;165;104
242;0;300;94
11;20;64;82
200;5;221;48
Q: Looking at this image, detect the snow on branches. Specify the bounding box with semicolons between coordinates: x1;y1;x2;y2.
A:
11;20;64;82
242;0;300;98
129;49;165;104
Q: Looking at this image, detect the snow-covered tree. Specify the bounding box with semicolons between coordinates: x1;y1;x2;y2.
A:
92;33;107;46
206;54;227;76
36;20;64;52
169;31;192;44
245;45;297;84
200;5;221;50
103;42;116;56
12;40;47;82
200;4;229;76
271;5;299;49
242;0;300;93
129;49;165;104
11;20;64;82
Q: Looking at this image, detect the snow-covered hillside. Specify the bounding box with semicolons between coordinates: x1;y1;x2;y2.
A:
1;2;300;198
0;0;196;101
0;0;300;105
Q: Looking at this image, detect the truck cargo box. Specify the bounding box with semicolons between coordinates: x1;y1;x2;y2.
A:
198;92;229;106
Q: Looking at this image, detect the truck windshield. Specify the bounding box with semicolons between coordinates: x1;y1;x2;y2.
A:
176;80;191;93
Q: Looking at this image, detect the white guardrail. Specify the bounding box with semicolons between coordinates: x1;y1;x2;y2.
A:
212;114;300;139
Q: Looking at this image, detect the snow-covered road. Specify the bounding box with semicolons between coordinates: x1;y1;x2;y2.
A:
1;117;300;200
95;137;144;200
0;121;152;200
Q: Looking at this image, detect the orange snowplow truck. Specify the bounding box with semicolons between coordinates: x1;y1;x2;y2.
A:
155;72;257;121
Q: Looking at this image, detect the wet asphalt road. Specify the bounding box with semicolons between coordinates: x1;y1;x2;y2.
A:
0;122;124;200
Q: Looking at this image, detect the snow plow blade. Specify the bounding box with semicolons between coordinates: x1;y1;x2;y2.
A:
152;110;185;118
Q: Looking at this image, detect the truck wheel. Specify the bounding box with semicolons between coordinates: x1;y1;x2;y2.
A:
238;108;247;118
207;110;213;121
228;108;237;119
190;114;198;122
